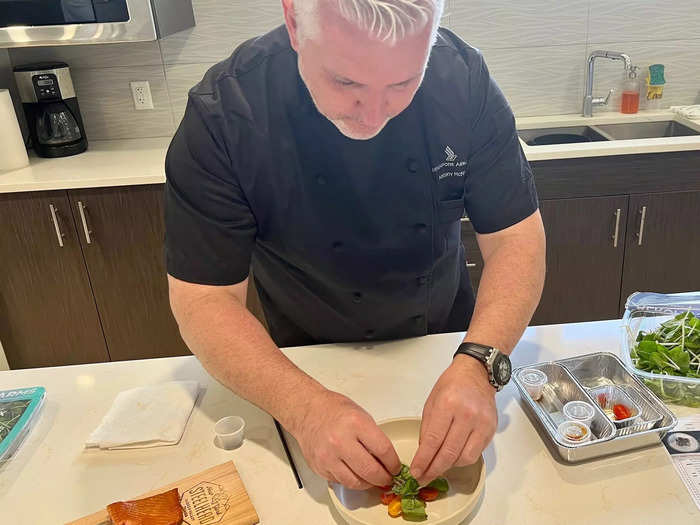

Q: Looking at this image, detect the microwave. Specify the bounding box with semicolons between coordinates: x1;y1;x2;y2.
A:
0;0;195;48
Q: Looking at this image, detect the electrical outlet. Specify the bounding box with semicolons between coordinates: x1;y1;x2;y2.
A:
130;81;154;110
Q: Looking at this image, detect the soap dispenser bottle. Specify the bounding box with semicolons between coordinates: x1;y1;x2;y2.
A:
621;65;641;114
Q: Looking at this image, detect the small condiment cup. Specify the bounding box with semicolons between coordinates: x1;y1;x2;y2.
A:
214;416;246;450
557;420;591;445
518;368;548;401
563;400;596;425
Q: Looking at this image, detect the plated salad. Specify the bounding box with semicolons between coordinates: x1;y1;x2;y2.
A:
379;464;449;521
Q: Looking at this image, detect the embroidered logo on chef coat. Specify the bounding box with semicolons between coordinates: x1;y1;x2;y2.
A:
444;145;458;162
432;145;467;181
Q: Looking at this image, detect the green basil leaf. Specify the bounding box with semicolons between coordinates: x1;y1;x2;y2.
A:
401;497;427;521
426;477;449;492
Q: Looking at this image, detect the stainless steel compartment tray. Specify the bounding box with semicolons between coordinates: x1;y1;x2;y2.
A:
514;362;616;462
515;352;677;462
559;352;677;442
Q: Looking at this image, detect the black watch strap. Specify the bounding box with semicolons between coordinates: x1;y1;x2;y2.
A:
454;341;511;391
453;342;492;362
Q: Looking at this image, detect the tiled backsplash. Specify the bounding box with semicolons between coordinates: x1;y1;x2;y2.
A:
2;0;699;141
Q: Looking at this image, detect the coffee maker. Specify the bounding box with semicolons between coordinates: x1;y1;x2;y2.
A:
13;62;88;158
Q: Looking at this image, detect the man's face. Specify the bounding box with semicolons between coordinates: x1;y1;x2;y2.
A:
288;4;434;140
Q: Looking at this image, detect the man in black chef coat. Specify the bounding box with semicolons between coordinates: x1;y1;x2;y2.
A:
165;0;545;489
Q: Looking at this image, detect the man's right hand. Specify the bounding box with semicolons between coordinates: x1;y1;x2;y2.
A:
292;390;401;490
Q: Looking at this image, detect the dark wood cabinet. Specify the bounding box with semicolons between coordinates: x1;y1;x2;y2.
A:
2;150;698;367
246;272;268;329
67;186;189;361
0;191;109;368
531;196;629;325
620;190;700;312
529;151;700;325
0;184;274;368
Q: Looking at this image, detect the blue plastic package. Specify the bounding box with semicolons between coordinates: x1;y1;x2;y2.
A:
0;386;46;462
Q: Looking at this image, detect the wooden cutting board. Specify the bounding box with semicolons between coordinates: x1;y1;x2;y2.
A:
67;461;259;525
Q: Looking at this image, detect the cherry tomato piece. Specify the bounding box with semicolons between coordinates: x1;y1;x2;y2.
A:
381;492;398;505
597;393;607;407
613;403;632;420
418;487;440;501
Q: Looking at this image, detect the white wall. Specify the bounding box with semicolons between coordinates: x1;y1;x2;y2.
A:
4;1;700;138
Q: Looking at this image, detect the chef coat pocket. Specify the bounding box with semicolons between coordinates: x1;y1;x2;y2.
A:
438;199;465;224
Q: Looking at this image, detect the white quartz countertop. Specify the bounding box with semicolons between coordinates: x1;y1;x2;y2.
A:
0;136;170;194
0;320;697;524
0;111;699;194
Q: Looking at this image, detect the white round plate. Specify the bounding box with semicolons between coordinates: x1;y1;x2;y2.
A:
328;417;485;525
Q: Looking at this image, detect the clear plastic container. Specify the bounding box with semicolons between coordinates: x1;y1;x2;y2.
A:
621;66;641;114
557;420;591;445
518;368;548;401
621;292;700;407
563;400;595;425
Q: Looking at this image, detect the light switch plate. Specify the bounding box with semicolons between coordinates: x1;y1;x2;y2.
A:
130;81;154;110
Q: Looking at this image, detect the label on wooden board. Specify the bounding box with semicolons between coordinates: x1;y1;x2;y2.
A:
181;481;230;524
67;461;259;525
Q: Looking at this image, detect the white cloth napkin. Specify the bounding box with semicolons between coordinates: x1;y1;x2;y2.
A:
86;381;199;450
670;105;700;120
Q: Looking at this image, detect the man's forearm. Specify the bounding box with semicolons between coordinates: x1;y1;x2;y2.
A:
465;226;546;354
172;288;326;433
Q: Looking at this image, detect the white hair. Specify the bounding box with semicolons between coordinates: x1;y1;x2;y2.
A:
295;0;444;45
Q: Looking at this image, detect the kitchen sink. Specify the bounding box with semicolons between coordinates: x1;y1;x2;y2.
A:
518;120;700;146
593;120;700;140
517;126;610;146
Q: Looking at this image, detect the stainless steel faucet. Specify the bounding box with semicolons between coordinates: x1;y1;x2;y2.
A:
582;50;632;117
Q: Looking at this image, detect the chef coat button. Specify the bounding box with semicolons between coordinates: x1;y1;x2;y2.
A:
417;276;428;286
414;223;427;234
316;174;327;185
406;158;419;173
352;292;363;303
332;241;344;252
365;329;375;339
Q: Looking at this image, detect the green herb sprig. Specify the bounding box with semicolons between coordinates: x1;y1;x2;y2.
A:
390;464;449;521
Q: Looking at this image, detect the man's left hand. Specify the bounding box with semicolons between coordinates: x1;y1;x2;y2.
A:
410;354;497;485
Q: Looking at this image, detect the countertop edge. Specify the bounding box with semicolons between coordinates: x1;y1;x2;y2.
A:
0;174;166;194
1;112;700;193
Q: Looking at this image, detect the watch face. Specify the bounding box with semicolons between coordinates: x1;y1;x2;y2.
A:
494;354;512;385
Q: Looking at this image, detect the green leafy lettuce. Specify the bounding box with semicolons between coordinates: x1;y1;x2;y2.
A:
631;311;700;406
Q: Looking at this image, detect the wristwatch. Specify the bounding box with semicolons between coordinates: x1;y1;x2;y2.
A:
453;342;512;391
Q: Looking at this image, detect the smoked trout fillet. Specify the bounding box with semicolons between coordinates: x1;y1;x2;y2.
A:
106;488;183;525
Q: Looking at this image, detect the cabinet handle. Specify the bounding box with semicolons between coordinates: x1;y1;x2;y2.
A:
636;205;647;246
77;200;93;245
466;260;477;268
49;204;65;248
612;208;621;248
